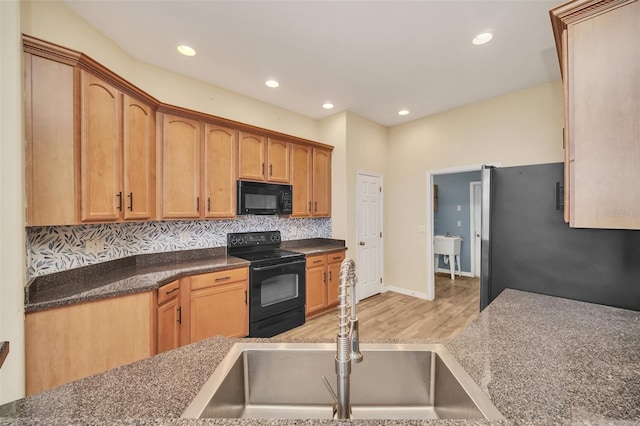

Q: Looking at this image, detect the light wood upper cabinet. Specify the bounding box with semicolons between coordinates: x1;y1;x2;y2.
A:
312;148;331;217
267;138;290;183
24;54;76;226
80;71;122;222
291;144;313;216
123;95;155;220
291;145;331;217
551;0;640;229
238;132;266;181
204;124;237;218
238;133;290;183
161;114;201;219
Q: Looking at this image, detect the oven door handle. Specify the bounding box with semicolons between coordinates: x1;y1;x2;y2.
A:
251;259;306;272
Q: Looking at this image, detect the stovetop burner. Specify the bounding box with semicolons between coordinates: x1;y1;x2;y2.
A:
227;231;305;266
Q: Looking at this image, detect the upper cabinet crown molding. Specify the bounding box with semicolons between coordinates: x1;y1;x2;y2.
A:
549;0;631;75
22;35;332;152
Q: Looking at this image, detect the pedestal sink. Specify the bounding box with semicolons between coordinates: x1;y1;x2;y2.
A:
433;235;462;280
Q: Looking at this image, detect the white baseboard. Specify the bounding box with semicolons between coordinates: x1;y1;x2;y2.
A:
381;285;431;300
435;268;474;278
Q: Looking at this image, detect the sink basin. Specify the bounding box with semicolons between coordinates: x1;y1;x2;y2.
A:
433;235;462;255
182;343;504;420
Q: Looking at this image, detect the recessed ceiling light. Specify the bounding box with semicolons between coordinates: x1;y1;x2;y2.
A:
177;45;196;56
472;32;493;45
398;109;410;116
265;79;280;88
322;102;334;110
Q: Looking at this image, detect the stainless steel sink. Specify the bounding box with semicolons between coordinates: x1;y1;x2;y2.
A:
182;342;504;420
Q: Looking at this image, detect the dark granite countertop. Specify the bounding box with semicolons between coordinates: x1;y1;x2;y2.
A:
2;289;639;425
25;239;346;313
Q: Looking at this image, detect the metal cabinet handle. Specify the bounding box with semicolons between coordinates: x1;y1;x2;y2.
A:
269;164;273;176
177;306;182;324
208;197;211;212
116;192;123;211
313;259;323;264
196;196;200;211
128;192;133;211
244;290;248;305
215;276;231;282
165;287;179;295
329;270;332;281
308;201;311;212
323;272;326;283
314;201;318;212
261;163;265;175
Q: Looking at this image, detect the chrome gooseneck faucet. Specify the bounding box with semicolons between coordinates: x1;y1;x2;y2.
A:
334;258;363;419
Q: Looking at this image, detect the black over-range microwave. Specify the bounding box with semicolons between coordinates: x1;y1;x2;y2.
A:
237;180;293;215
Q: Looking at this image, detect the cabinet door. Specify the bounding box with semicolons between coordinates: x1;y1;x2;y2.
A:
80;71;122;222
267;138;290;183
312;148;331;217
291;144;313;217
238;132;266;181
123;95;155;220
568;1;640;229
162;114;201;218
157;297;180;354
190;281;248;341
326;252;346;308
25;292;153;395
24;54;76;226
306;254;327;315
204;124;236;218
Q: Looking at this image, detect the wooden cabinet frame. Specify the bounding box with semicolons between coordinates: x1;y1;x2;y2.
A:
23;35;332;226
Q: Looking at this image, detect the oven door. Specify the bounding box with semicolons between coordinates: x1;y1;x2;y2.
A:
249;259;306;322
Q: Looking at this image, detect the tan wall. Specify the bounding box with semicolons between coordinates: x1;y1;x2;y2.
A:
319;112;348;241
20;0;320;142
1;0;27;403
345;112;387;262
385;80;564;294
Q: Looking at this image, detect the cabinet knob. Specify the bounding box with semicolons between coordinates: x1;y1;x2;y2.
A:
359;241;365;246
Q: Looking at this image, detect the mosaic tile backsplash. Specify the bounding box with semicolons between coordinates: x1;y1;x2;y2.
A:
27;217;331;279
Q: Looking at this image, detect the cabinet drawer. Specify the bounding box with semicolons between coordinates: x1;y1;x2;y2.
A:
190;267;248;291
306;254;326;268
327;251;345;264
157;280;180;305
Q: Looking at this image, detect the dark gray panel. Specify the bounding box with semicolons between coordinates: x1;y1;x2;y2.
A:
489;163;640;311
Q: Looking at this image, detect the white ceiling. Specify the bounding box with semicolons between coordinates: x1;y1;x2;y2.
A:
63;0;564;127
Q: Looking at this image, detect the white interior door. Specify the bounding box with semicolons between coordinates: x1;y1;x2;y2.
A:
356;171;383;301
470;182;482;277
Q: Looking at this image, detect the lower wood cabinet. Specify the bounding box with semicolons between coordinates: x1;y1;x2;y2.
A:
155;267;248;354
156;280;182;353
25;292;154;395
305;250;346;318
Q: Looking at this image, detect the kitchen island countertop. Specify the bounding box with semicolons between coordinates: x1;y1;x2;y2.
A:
2;288;639;425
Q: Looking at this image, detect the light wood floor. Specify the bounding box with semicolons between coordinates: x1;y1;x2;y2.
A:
277;273;480;340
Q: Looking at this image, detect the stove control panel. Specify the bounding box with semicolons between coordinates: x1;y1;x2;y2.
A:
227;231;281;248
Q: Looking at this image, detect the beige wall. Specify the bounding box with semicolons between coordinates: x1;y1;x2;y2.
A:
20;0;320;142
345;112;387;260
319;112;348;242
1;0;27;403
385;80;564;294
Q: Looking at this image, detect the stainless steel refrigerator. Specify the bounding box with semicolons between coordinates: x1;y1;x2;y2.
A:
480;163;640;311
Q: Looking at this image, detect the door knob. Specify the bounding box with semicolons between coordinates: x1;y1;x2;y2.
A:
359;241;365;246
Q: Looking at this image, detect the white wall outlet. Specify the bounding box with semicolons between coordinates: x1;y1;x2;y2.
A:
457;221;462;227
457;205;461;211
85;238;104;254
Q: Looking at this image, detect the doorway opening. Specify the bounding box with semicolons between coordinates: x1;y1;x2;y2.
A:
425;164;499;300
